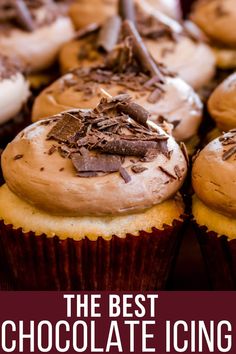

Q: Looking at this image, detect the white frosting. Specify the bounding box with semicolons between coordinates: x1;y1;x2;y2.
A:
146;0;182;20
0;73;30;125
0;17;75;72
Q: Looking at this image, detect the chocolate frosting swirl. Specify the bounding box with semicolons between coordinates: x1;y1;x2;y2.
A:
2;98;187;217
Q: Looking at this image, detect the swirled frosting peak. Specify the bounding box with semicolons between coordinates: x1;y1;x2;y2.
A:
2;95;187;217
192;130;236;218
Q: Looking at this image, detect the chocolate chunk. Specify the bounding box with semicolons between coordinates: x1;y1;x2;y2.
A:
117;101;150;126
13;154;23;160
131;165;148;174
47;113;84;143
123;20;164;81
71;153;122;173
100;139;158;157
119;166;131;183
13;0;35;32
147;87;163;103
48;145;57;155
97;15;122;53
118;0;136;24
159;166;177;180
222;146;236;161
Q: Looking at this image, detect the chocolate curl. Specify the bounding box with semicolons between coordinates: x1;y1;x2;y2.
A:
97;15;122;53
74;23;100;40
13;0;35;32
118;0;136;24
99;140;158;157
117;102;150;127
123;20;164;81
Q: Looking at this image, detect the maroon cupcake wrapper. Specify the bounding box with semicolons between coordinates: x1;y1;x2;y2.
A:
0;219;184;291
192;222;236;290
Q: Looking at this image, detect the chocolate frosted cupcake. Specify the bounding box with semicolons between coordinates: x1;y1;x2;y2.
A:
136;0;216;90
34;21;202;147
0;55;30;148
0;0;75;90
0;95;187;290
192;131;236;289
191;0;236;70
62;0;215;91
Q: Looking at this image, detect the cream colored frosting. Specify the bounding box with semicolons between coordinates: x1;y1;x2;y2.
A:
192;132;236;218
208;73;236;131
0;17;75;72
137;0;216;90
0;73;30;125
2;113;187;217
191;0;236;47
146;0;181;20
59;37;104;74
144;36;216;90
0;184;184;240
32;72;203;142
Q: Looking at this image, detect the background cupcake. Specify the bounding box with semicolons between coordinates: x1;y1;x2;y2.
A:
0;54;30;148
192;131;236;289
0;95;187;290
33;20;203;147
191;0;236;71
0;0;75;90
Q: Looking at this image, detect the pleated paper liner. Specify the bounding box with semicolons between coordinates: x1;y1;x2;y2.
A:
0;219;184;291
192;222;236;290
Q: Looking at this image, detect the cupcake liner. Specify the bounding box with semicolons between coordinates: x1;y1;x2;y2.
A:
192;221;236;290
0;219;183;291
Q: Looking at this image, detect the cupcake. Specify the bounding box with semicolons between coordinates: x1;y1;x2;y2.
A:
191;0;236;70
69;0;182;30
192;131;236;289
34;20;203;146
0;54;30;148
62;0;215;90
0;95;187;290
208;72;236;133
59;17;121;74
0;0;75;89
136;0;216;90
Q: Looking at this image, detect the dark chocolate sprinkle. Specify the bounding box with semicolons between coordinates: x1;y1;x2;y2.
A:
13;154;23;160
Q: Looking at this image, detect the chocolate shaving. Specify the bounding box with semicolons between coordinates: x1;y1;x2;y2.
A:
99;139;158;157
159;166;177;180
118;0;136;24
123;20;164;81
174;165;182;180
72;153;122;173
47;113;84;143
75;23;100;40
131;165;148;174
222;146;236;161
48;145;57;155
97;15;122;53
147;87;163;103
13;0;35;32
180;142;189;166
13;154;23;160
119;166;131;183
117;101;150;126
